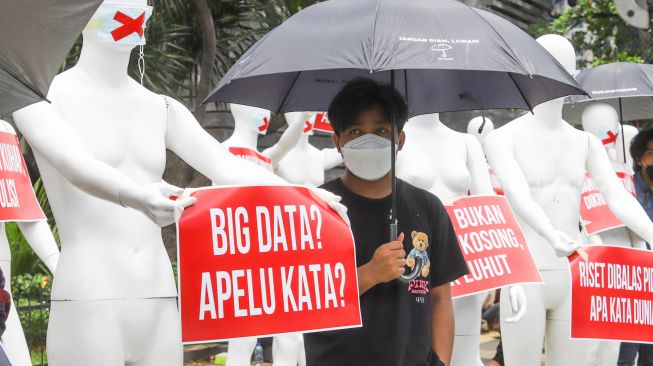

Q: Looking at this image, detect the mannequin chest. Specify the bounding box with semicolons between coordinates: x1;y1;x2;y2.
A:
512;128;587;191
276;147;325;187
49;83;167;179
397;129;471;196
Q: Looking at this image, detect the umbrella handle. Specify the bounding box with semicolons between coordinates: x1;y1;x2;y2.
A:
389;221;398;242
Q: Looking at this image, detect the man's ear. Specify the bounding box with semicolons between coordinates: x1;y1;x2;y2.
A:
332;134;342;153
398;130;406;151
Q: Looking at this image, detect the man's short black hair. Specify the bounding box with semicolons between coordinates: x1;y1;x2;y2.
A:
630;128;653;170
327;78;408;135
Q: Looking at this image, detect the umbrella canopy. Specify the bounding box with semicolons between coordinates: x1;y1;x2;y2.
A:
205;0;585;115
0;0;103;116
563;62;653;124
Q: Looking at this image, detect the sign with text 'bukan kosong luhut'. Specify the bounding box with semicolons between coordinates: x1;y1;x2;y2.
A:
0;132;45;221
569;245;653;344
177;185;361;343
445;195;542;298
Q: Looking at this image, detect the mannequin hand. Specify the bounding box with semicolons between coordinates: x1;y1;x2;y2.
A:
119;181;197;227
308;187;350;226
548;230;581;257
505;285;527;323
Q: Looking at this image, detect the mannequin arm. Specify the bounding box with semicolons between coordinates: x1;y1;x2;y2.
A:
16;221;59;274
586;134;653;244
164;97;285;185
485;132;578;255
465;135;494;195
322;148;343;170
262;120;304;169
13;102;193;227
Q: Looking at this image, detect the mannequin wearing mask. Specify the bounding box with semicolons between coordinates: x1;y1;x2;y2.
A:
11;1;291;365
223;105;306;366
396;114;526;366
581;103;641;366
0;120;59;366
484;34;653;366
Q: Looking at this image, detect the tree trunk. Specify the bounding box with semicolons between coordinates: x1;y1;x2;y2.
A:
193;0;217;124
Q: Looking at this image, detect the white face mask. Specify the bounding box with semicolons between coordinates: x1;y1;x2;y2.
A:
341;134;396;181
249;112;270;135
86;4;153;46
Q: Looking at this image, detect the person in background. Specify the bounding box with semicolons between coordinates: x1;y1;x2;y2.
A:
618;128;653;366
0;267;12;365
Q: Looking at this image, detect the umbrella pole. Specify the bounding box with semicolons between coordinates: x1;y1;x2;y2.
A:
619;97;626;165
389;70;398;241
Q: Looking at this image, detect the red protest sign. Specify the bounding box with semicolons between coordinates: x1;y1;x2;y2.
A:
445;195;542;298
580;173;625;236
311;112;334;133
176;186;361;343
0;132;45;221
228;147;273;172
569;245;653;344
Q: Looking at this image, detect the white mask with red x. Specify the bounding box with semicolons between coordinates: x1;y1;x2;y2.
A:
87;3;153;46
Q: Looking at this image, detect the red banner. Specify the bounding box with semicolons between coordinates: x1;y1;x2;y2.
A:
580;173;625;236
311;112;334;133
176;186;361;343
228;147;273;172
569;246;653;343
0;132;45;221
445;195;542;298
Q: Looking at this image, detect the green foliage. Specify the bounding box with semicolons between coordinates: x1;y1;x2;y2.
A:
529;0;651;68
11;273;51;361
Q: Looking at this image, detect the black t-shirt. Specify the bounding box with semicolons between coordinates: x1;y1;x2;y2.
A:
304;178;469;366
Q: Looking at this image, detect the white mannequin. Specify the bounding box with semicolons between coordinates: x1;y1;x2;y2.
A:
615;124;639;169
580;103;640;366
11;1;287;365
485;34;653;366
0;121;60;366
466;116;495;147
275;112;343;187
396;114;525;366
222;106;306;366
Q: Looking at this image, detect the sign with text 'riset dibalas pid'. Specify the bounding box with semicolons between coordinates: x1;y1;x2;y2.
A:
570;246;653;344
0;132;45;222
446;195;542;298
176;185;361;343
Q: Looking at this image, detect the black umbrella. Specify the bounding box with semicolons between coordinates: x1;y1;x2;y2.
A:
0;0;103;116
563;62;653;162
205;0;585;281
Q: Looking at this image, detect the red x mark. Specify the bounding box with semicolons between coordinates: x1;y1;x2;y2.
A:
304;120;314;133
258;116;269;132
602;130;617;145
111;11;145;42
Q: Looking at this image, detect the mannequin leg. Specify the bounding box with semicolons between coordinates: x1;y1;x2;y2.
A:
500;284;546;366
546;269;589;366
272;334;303;366
3;299;32;366
450;293;485;366
226;338;257;366
137;298;183;366
47;300;125;366
596;341;620;366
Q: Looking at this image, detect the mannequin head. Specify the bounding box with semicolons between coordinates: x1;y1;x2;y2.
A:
536;34;577;75
466;116;494;146
620;124;641;170
83;0;152;53
230;104;271;135
285;111;315;136
581;103;620;151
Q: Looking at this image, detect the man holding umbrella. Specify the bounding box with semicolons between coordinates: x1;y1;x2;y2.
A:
303;78;468;366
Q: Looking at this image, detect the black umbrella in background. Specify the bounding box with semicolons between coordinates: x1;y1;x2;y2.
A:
205;0;586;281
563;62;653;163
0;0;103;116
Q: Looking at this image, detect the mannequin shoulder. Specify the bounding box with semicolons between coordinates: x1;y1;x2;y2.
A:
0;120;16;135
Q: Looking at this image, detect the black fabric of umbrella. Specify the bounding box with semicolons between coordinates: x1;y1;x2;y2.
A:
564;62;653;163
205;0;586;282
0;0;103;117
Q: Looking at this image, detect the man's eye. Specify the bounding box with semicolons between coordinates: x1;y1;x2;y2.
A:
349;129;361;135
